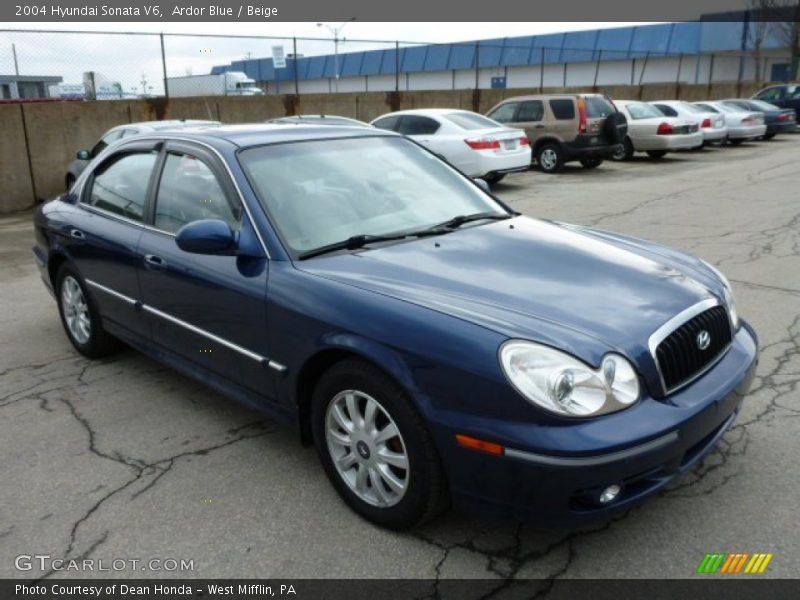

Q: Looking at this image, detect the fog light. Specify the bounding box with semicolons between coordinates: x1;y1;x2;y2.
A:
599;484;622;504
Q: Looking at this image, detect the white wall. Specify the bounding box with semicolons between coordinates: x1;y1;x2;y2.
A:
271;53;791;95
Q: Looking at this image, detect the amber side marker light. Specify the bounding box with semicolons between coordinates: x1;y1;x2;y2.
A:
456;434;505;456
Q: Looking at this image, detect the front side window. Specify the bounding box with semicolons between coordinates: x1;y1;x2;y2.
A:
85;152;158;221
154;153;241;234
549;99;576;120
756;87;783;101
487;102;518;124
239;136;505;255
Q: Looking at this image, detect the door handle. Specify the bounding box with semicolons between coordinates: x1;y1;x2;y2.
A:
70;229;85;240
144;254;167;270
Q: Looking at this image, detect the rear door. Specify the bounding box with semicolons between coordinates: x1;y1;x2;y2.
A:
512;100;546;146
136;141;274;401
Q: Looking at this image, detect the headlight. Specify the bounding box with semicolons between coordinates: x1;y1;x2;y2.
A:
499;341;640;417
701;260;739;330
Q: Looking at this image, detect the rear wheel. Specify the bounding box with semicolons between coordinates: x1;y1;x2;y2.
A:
579;158;603;169
56;265;118;358
611;137;634;161
646;150;668;159
762;132;776;140
729;138;744;146
311;359;447;530
536;143;564;173
482;173;506;185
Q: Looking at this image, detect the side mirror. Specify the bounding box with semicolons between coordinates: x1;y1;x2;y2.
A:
76;149;91;160
473;178;490;193
175;219;238;255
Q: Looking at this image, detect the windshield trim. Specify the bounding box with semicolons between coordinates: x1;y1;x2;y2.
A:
235;135;511;261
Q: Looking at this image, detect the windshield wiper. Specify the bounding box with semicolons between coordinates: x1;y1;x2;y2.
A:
422;211;513;234
298;233;410;260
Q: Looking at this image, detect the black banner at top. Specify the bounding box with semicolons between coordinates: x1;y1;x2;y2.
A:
2;0;796;22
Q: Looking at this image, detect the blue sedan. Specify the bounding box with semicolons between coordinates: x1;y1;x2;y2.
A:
33;124;758;529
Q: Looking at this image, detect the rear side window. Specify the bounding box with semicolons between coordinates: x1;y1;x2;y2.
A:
695;103;719;113
625;103;664;119
85;152;158;222
397;116;441;136
584;96;614;118
372;115;399;131
445;112;502;130
788;85;800;98
154;153;241;234
517;101;544;122
549;99;576;120
653;104;677;117
487;102;518;124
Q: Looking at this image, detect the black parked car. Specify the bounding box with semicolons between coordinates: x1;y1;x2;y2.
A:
721;99;797;139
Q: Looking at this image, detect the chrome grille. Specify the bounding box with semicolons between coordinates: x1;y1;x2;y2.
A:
655;305;732;392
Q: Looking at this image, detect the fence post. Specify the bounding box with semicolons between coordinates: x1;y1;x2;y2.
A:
475;42;480;89
160;33;169;98
395;41;400;92
540;47;544;92
638;51;649;86
293;37;299;96
593;49;603;89
707;53;716;96
676;53;683;98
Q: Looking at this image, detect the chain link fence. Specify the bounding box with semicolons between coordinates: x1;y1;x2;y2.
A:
1;28;795;103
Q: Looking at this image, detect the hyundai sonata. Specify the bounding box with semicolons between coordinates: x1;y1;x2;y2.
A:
33;124;757;529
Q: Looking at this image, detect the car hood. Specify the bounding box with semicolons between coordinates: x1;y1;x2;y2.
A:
296;217;724;388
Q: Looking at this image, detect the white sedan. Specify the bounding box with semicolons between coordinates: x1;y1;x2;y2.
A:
692;101;767;144
611;100;704;160
370;109;531;184
650;100;728;144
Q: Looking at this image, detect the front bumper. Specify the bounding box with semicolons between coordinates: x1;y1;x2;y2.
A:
434;322;758;526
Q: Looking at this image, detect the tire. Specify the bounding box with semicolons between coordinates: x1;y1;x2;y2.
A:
56;264;118;359
579;158;603;169
611;137;634;161
762;132;776;140
311;358;447;530
604;111;628;144
729;138;744;146
482;173;506;185
536;143;564;173
646;150;668;159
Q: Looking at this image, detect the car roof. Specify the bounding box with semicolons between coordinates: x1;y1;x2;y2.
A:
374;108;476;118
111;119;219;131
134;123;397;149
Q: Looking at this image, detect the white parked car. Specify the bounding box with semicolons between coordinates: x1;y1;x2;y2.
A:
611;100;704;160
692;101;766;144
370;109;531;184
650;100;728;144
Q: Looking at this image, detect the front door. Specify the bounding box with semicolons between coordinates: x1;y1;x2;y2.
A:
136;141;273;401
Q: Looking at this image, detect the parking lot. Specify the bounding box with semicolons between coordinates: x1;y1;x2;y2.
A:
1;134;798;583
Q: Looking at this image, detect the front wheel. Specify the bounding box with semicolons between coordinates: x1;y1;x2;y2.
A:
579;158;603;169
56;265;118;358
536;143;564;173
311;359;447;530
646;150;668;159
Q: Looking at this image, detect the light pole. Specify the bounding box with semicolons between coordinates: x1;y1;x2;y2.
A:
317;19;355;93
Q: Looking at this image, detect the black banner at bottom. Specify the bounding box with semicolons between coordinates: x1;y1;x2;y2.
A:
3;579;800;600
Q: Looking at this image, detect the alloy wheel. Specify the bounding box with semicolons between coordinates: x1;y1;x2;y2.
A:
61;275;91;344
539;148;558;171
325;389;409;507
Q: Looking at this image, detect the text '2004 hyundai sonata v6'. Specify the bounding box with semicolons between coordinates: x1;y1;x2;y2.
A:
33;124;757;529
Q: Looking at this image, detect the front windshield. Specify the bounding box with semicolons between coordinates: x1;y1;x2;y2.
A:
239;136;505;255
